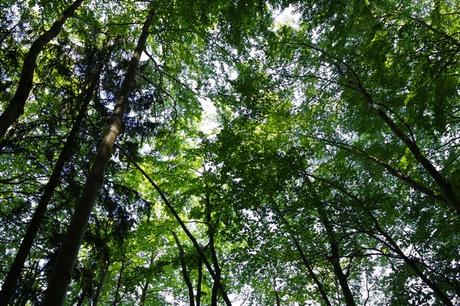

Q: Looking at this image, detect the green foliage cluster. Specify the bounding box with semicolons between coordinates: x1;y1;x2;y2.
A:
0;0;459;305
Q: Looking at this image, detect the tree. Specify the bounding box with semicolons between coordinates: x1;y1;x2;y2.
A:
0;0;458;305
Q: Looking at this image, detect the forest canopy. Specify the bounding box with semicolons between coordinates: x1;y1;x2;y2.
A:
0;0;459;305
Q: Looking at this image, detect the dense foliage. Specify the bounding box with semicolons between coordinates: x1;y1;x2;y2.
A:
0;0;459;305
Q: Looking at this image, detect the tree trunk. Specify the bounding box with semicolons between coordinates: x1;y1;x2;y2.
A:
0;47;107;306
369;214;454;306
206;194;222;306
291;236;332;306
196;256;203;306
273;278;281;306
172;231;195;306
41;8;155;306
314;173;455;306
0;0;85;139
318;209;356;306
357;83;460;213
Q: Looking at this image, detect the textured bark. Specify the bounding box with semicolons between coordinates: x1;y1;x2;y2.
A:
124;154;232;306
172;232;195;306
0;0;85;139
0;48;106;306
41;8;155;306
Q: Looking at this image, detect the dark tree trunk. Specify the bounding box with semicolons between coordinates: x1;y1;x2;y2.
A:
139;279;149;306
319;209;356;306
357;81;460;213
291;236;332;306
172;231;195;306
369;214;454;306
76;289;87;306
0;47;107;306
196;257;203;306
41;8;155;306
0;0;85;139
312;173;456;306
273;278;281;306
205;194;222;306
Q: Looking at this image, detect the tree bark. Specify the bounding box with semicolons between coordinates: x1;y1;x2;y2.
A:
41;8;155;306
312;173;456;306
93;258;110;306
291;235;332;306
0;47;107;306
0;0;85;139
299;42;460;213
172;231;195;306
272;277;281;306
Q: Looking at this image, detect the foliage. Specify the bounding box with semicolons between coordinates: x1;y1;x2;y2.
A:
0;0;459;305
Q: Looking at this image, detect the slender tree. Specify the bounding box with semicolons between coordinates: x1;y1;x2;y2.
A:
0;45;108;306
0;0;85;139
41;7;156;305
172;231;195;306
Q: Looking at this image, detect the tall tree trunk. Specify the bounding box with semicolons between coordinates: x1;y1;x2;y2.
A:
0;47;107;306
205;194;222;306
139;278;149;306
75;289;87;306
0;0;85;139
172;231;195;306
196;256;203;306
318;208;356;306
369;214;454;306
272;277;281;306
291;235;332;306
360;87;460;213
123;153;232;306
302;174;356;305
41;8;155;306
313;173;456;306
